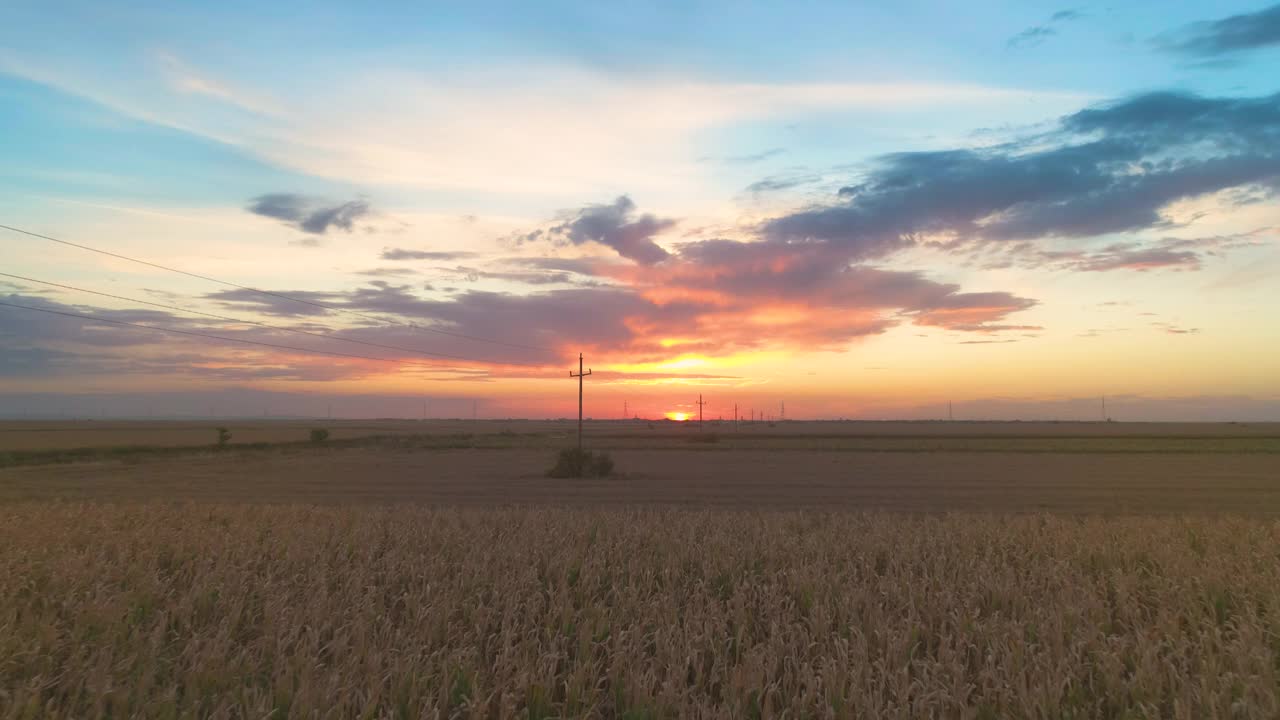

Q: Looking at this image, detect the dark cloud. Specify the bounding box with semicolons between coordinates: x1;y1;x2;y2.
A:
247;193;372;235
546;196;674;264
381;248;479;261
1062;91;1280;151
757;90;1280;259
1156;4;1280;57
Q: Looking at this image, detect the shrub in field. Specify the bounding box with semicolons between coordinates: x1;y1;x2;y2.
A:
546;447;614;477
215;427;231;446
309;428;330;444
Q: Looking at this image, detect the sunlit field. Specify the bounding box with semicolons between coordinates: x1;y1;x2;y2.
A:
3;504;1278;718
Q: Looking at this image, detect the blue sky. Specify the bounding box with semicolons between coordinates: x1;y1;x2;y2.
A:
1;1;1278;419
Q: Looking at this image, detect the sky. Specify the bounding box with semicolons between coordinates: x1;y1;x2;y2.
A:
1;1;1279;421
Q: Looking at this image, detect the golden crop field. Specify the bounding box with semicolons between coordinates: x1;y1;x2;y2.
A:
3;503;1279;719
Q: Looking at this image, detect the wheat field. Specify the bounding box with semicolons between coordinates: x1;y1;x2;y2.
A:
3;503;1279;719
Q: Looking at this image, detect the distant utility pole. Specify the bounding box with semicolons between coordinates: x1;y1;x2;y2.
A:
1102;395;1107;422
948;401;954;422
781;401;785;421
696;393;706;430
734;403;739;431
624;400;628;420
570;353;592;451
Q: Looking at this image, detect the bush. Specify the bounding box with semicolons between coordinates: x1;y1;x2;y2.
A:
215;427;232;447
546;448;614;478
309;428;330;444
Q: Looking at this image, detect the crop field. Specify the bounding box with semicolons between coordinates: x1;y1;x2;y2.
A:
3;504;1279;718
2;421;1279;718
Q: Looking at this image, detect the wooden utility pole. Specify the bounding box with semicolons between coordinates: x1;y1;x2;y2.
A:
570;353;592;451
696;393;706;429
734;403;738;431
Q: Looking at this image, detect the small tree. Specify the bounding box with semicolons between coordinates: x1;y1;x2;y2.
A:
309;428;330;444
215;427;231;447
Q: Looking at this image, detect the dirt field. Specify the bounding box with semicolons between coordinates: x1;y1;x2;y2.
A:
4;418;1279;451
2;420;1277;513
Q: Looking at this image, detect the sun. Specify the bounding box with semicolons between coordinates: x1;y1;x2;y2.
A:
666;411;689;422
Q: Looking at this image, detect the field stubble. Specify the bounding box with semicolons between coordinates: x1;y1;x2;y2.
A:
3;504;1279;719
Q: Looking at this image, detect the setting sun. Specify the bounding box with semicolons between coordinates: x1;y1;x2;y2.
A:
665;411;689;422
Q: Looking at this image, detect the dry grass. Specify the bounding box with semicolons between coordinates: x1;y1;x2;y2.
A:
3;503;1279;718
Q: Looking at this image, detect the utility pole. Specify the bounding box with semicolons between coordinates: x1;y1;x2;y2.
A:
734;403;738;431
624;400;627;420
570;353;592;451
1102;395;1107;422
948;400;953;422
696;393;706;430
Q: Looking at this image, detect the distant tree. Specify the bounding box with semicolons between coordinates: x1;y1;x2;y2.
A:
309;428;330;444
215;427;231;447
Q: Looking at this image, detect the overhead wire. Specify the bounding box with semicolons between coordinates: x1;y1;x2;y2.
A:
0;222;556;353
0;299;500;374
0;271;545;367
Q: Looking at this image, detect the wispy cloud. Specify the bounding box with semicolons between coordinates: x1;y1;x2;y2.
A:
381;248;479;261
1155;4;1280;58
1007;8;1084;49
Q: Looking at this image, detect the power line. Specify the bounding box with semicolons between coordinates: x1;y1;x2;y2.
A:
0;299;492;374
0;271;540;367
0;222;555;353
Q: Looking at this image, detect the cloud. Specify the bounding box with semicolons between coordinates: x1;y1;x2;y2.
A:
0;49;1090;198
1066;245;1202;272
745;173;824;194
1156;4;1280;57
247;193;372;235
1007;8;1083;49
381;248;479;261
544;196;675;265
755;91;1280;260
356;268;418;278
704;148;787;165
1008;26;1057;50
1152;322;1201;335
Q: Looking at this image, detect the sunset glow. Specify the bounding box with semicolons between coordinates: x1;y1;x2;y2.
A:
1;2;1278;420
666;412;690;422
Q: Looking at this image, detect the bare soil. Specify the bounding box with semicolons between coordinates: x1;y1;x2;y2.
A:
2;444;1277;514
